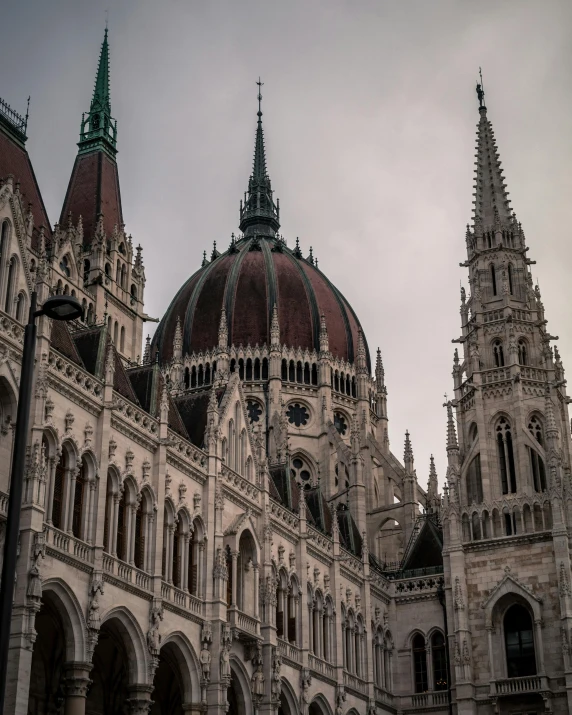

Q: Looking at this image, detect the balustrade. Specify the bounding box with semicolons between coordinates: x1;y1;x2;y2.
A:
46;525;94;564
277;638;301;663
308;653;336;679
492;676;542;695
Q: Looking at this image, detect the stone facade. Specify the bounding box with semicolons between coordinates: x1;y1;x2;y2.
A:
0;33;570;715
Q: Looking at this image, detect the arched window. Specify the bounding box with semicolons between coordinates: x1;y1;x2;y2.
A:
71;457;88;540
116;260;121;285
431;632;447;690
412;634;428;693
508;264;514;294
204;363;211;385
116;487;127;561
504;604;536;677
490;264;497;296
4;257;16;314
81;299;87;323
59;254;71;278
296;361;303;383
528;447;546;493
113;321;119;346
253;358;260;381
198;364;204;387
120;326;125;353
238;359;244;381
51;451;67;530
291;456;312;490
334;371;340;392
528;416;543;446
466;454;483;504
493;340;504;368
103;472;114;552
518;339;528;366
83;259;90;283
130;284;137;301
311;363;318;385
303;362;310;384
230;358;236;374
15;292;26;323
118;242;126;255
184;367;190;389
246;358;252;381
105;263;111;279
172;518;184;588
191;366;197;388
87;303;94;324
288;577;298;644
262;357;269;379
289;360;295;382
496;418;517;494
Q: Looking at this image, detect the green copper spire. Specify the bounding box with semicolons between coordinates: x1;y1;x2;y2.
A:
239;79;280;237
79;28;117;157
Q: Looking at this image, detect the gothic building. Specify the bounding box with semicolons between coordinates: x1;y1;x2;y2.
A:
0;29;569;715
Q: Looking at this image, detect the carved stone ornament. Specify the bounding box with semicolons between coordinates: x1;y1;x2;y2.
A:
142;460;151;482
44;396;55;424
289;551;296;571
278;544;285;564
27;532;46;600
125;449;134;473
108;438;117;460
165;471;172;496
84;422;93;449
178;481;187;503
454;577;464;611
87;577;104;631
193;491;201;512
271;648;282;701
64;410;75;433
147;605;163;654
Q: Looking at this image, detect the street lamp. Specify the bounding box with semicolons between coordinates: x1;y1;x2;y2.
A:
0;291;83;713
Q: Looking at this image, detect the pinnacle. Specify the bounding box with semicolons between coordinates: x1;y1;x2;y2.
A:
445;402;459;452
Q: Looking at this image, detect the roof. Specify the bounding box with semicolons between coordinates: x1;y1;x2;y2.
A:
152;235;371;369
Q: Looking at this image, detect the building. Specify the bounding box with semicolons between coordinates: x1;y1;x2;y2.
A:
0;29;570;715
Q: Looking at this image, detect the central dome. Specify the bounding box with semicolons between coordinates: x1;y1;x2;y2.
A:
152;235;370;368
152;88;370;369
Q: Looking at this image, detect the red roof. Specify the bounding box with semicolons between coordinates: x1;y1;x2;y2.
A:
152;237;370;369
60;150;123;243
0;123;52;247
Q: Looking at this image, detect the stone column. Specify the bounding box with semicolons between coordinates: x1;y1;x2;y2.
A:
111;494;120;556
45;457;56;523
127;684;154;714
85;481;96;543
167;525;175;583
534;618;546;674
125;504;134;564
231;552;238;607
63;662;92;715
146;513;155;573
66;468;78;533
183;534;191;592
253;563;259;619
198;542;205;599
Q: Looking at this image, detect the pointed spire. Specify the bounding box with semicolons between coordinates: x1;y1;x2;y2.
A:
427;455;438;499
319;314;329;353
218;307;228;348
356;328;368;374
270;304;280;348
375;348;385;391
472;75;514;229
445;401;459;453
545;385;559;440
239;79;280;238
173;317;182;360
143;335;151;364
404;431;414;474
79;28;117;155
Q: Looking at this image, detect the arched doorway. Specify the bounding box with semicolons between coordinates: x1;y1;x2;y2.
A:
227;662;251;715
28;598;66;711
150;650;183;715
86;621;130;714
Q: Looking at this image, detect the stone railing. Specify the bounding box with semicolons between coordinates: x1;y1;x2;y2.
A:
277;638;301;663
520;366;546;382
0;312;24;345
270;500;299;532
394;574;444;595
340;548;364;577
374;686;394;706
111;396;158;438
307;525;333;556
45;525;94;564
161;581;203;616
481;366;510;384
48;351;104;402
227;606;260;636
308;653;336;680
343;670;368;695
407;691;448;707
492;675;543;696
102;552;152;592
221;465;260;504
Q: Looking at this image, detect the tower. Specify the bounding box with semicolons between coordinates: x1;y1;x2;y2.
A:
59;29;146;361
442;79;572;715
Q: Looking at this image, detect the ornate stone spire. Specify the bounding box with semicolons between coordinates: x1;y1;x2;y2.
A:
404;431;414;474
270;303;280;348
238;79;280;237
427;455;438;498
218;307;228;348
356;328;368;374
173;317;182;360
375;348;384;391
319;314;329;354
472;77;514;229
79;28;117;156
445;401;459;453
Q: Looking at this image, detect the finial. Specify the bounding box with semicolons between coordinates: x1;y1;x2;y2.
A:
143;334;151;363
308;246;314;265
211;240;218;261
476;67;485;109
201;250;208;267
24;96;30;134
256;77;264;119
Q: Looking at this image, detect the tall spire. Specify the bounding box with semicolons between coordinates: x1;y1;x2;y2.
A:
472;73;514;230
79;28;117;156
239;79;280;238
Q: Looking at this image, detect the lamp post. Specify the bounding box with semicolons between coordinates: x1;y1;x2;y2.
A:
0;291;83;713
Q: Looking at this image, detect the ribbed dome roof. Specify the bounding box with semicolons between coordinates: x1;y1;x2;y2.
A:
152;235;371;370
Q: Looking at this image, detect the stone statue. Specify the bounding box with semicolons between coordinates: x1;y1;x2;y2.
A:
87;578;104;630
200;644;211;682
271;651;282;699
220;644;230;679
147;606;163;653
252;662;265;697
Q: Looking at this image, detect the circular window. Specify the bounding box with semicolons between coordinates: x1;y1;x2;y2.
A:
334;412;347;435
291;456;312;490
247;400;262;424
286;403;309;427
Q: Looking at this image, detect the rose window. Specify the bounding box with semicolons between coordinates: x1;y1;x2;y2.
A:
291;457;312;489
286;403;309;427
247;400;262;424
334;412;347;435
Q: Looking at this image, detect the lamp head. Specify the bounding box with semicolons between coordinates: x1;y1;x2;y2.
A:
40;295;84;322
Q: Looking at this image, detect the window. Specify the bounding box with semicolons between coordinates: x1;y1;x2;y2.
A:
528;416;543;446
334;412;348;435
432;632;447;690
246;400;262;424
412;634;428;693
83;259;90;283
508;264;514;294
291;456;312;489
467;454;483;504
528;448;546;493
59;255;71;278
119;242;126;255
71;459;87;539
15;292;26;323
504;604;536;677
4;258;16;314
493;340;504;368
490;264;497;296
130;284;137;301
497;418;517;494
518;339;528;365
120;326;125;353
286;403;309;427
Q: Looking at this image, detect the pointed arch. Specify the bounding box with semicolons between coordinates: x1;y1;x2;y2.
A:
100;606;149;684
309;693;334;715
160;630;202;702
40;577;87;661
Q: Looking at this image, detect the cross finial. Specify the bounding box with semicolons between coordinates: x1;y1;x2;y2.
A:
256;77;264;119
476;67;485;108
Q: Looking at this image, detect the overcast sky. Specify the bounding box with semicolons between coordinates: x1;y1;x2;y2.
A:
2;0;572;486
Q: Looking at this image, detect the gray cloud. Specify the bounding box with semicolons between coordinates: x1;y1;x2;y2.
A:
2;0;571;484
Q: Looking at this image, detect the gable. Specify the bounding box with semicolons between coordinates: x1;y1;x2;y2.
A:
401;516;443;573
